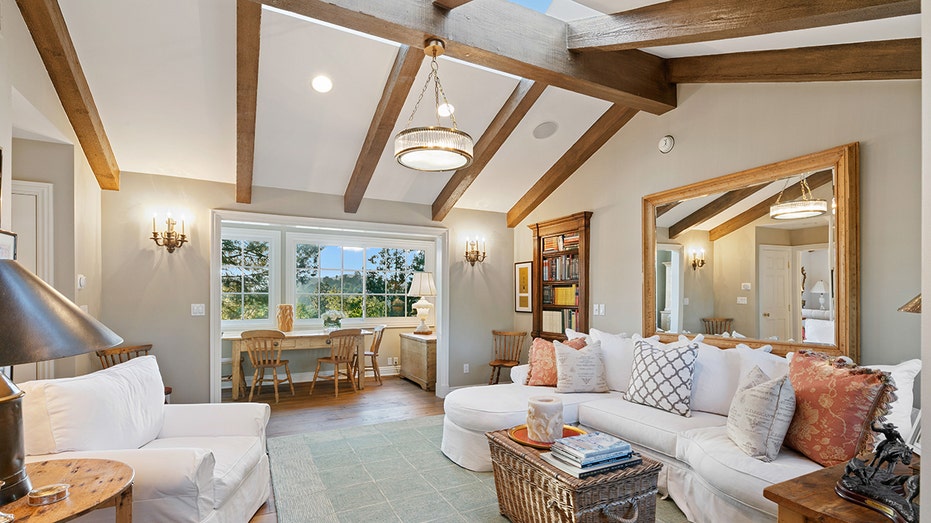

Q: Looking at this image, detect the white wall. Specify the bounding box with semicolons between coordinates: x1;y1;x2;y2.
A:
514;81;922;371
919;0;929;508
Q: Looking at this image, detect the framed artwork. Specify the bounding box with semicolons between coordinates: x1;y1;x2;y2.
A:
514;261;532;313
0;229;15;260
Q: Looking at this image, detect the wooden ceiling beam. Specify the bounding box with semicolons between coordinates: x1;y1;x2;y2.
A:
253;0;675;114
668;184;767;239
432;79;546;222
344;45;423;213
506;105;638;228
236;0;262;204
432;0;473;9
668;39;921;83
708;169;833;241
654;202;679;219
567;0;920;52
16;0;120;190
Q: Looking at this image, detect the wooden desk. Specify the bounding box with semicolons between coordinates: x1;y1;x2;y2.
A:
399;332;436;391
223;329;371;399
764;458;918;522
0;459;133;522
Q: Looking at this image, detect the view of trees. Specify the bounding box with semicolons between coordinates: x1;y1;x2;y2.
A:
221;239;271;321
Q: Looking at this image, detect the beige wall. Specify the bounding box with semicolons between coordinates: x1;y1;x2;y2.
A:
514;81;922;372
919;0;929;507
100;172;514;402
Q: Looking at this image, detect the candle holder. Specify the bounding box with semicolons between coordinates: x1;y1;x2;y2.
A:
151;215;187;253
465;237;486;266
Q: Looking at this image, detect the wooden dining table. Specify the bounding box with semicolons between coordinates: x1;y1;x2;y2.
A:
222;329;371;400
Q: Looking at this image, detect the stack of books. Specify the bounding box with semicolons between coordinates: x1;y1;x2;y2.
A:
540;431;641;478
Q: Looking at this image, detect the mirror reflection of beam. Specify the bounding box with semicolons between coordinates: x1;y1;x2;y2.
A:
668;184;769;239
655;201;680;218
708;169;833;242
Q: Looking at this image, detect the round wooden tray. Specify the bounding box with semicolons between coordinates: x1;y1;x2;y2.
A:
507;424;586;450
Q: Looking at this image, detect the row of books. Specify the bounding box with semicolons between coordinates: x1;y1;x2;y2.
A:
542;233;581;253
540;432;641;479
542;284;578;306
541;309;578;333
542;255;579;281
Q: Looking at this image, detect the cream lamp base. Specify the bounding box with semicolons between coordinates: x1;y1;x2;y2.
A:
412;296;433;335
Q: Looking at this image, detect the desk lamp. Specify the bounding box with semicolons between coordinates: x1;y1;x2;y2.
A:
0;260;122;504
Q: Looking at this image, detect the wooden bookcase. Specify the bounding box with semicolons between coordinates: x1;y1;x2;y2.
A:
528;211;592;341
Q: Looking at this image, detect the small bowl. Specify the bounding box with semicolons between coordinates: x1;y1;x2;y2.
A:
27;483;70;506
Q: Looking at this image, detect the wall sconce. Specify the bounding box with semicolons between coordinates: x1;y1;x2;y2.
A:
151;214;188;253
464;237;486;266
689;249;705;271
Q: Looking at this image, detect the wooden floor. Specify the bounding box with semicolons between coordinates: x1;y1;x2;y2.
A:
226;376;446;523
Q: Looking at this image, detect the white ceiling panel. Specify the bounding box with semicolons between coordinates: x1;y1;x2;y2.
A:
364;56;521;206
252;8;400;194
457;86;611;212
60;0;235;182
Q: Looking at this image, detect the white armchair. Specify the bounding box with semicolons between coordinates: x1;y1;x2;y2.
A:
20;356;270;523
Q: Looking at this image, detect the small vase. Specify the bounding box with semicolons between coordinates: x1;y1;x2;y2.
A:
323;318;341;331
277;304;294;332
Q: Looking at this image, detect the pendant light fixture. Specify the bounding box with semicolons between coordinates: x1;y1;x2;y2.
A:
769;173;828;220
394;39;474;172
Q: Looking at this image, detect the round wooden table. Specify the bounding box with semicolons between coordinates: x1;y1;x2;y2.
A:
0;459;133;522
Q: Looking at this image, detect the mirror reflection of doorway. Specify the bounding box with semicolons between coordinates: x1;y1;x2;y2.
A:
656;245;683;333
758;245;792;341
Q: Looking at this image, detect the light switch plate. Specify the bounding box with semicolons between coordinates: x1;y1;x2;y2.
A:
683;297;689;305
737;297;748;304
741;282;752;290
191;303;205;316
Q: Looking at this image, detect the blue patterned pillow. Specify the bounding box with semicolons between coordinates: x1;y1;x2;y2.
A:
625;340;698;417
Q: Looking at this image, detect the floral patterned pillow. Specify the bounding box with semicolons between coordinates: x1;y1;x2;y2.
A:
526;337;587;386
784;350;896;467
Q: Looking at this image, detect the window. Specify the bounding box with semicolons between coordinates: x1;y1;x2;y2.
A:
220;229;279;324
288;234;428;323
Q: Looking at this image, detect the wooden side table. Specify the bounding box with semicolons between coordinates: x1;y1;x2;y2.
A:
0;459;134;522
399;332;436;391
764;458;918;523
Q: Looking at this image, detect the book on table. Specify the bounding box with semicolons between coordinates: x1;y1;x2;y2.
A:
551;431;632;459
550;446;633;468
540;451;642;479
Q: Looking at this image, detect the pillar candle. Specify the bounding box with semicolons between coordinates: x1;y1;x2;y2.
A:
526;396;563;443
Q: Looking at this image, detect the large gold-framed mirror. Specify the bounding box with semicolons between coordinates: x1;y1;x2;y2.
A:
642;143;859;361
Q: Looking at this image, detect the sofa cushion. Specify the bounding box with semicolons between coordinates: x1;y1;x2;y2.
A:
676;426;821;516
626;339;698;416
443;383;623;433
785;351;895;466
144;436;265;509
578;397;726;458
726;366;795;462
589;329;637;392
21;356;166;455
527;337;587;386
864;359;921;438
735;344;787;380
687;337;743;416
555;340;608;393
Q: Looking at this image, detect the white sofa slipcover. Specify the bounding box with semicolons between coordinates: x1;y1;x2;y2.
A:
20;356;271;523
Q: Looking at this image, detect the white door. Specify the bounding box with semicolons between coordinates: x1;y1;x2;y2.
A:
11;181;55;381
758;245;792;341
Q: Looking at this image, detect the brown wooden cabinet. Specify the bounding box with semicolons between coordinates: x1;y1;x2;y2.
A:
528;212;592;341
399;332;436;391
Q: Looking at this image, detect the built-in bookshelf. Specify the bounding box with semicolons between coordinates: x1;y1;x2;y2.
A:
528;212;592;341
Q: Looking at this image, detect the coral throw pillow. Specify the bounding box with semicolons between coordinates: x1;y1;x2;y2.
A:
527;337;587;386
785;351;895;467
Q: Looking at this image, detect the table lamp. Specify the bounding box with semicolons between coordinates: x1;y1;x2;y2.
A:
0;260;122;504
811;280;827;310
407;272;436;335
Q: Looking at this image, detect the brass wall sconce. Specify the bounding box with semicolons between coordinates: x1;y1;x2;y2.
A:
151;214;187;253
690;249;705;271
464;237;486;266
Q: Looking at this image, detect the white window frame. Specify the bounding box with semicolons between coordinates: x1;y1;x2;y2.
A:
219;227;281;330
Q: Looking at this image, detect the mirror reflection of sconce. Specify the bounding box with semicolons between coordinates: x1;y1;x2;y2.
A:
689;249;705;271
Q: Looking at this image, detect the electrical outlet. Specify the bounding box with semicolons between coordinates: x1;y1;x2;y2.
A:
741;282;752;291
463;364;470;374
737;296;748;305
191;303;205;316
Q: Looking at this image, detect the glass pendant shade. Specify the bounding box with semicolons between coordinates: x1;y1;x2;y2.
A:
395;126;473;171
769;198;828;220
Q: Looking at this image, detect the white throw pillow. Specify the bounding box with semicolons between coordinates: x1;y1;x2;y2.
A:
21;356;166;455
565;328;593;344
589;328;634;391
735;343;787;380
865;359;921;437
554;340;608;393
727;366;796;462
626;339;698;417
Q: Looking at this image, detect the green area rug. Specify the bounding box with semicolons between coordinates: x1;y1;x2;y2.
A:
267;415;687;523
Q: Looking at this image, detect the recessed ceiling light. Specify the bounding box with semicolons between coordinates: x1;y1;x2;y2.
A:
437;103;455;118
532;121;558;139
311;75;333;93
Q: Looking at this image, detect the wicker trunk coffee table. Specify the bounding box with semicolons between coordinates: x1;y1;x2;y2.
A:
486;429;661;523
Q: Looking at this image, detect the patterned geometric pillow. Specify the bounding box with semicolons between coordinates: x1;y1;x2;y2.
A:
526;337;587;386
625;340;698;417
554;340;608;393
784;351;896;467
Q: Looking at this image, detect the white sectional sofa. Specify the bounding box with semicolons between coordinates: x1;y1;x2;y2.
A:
20;356;271;523
441;331;920;523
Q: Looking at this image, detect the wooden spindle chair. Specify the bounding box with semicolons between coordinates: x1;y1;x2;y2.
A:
353;325;386;386
241;330;295;404
310;328;362;398
488;330;528;385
